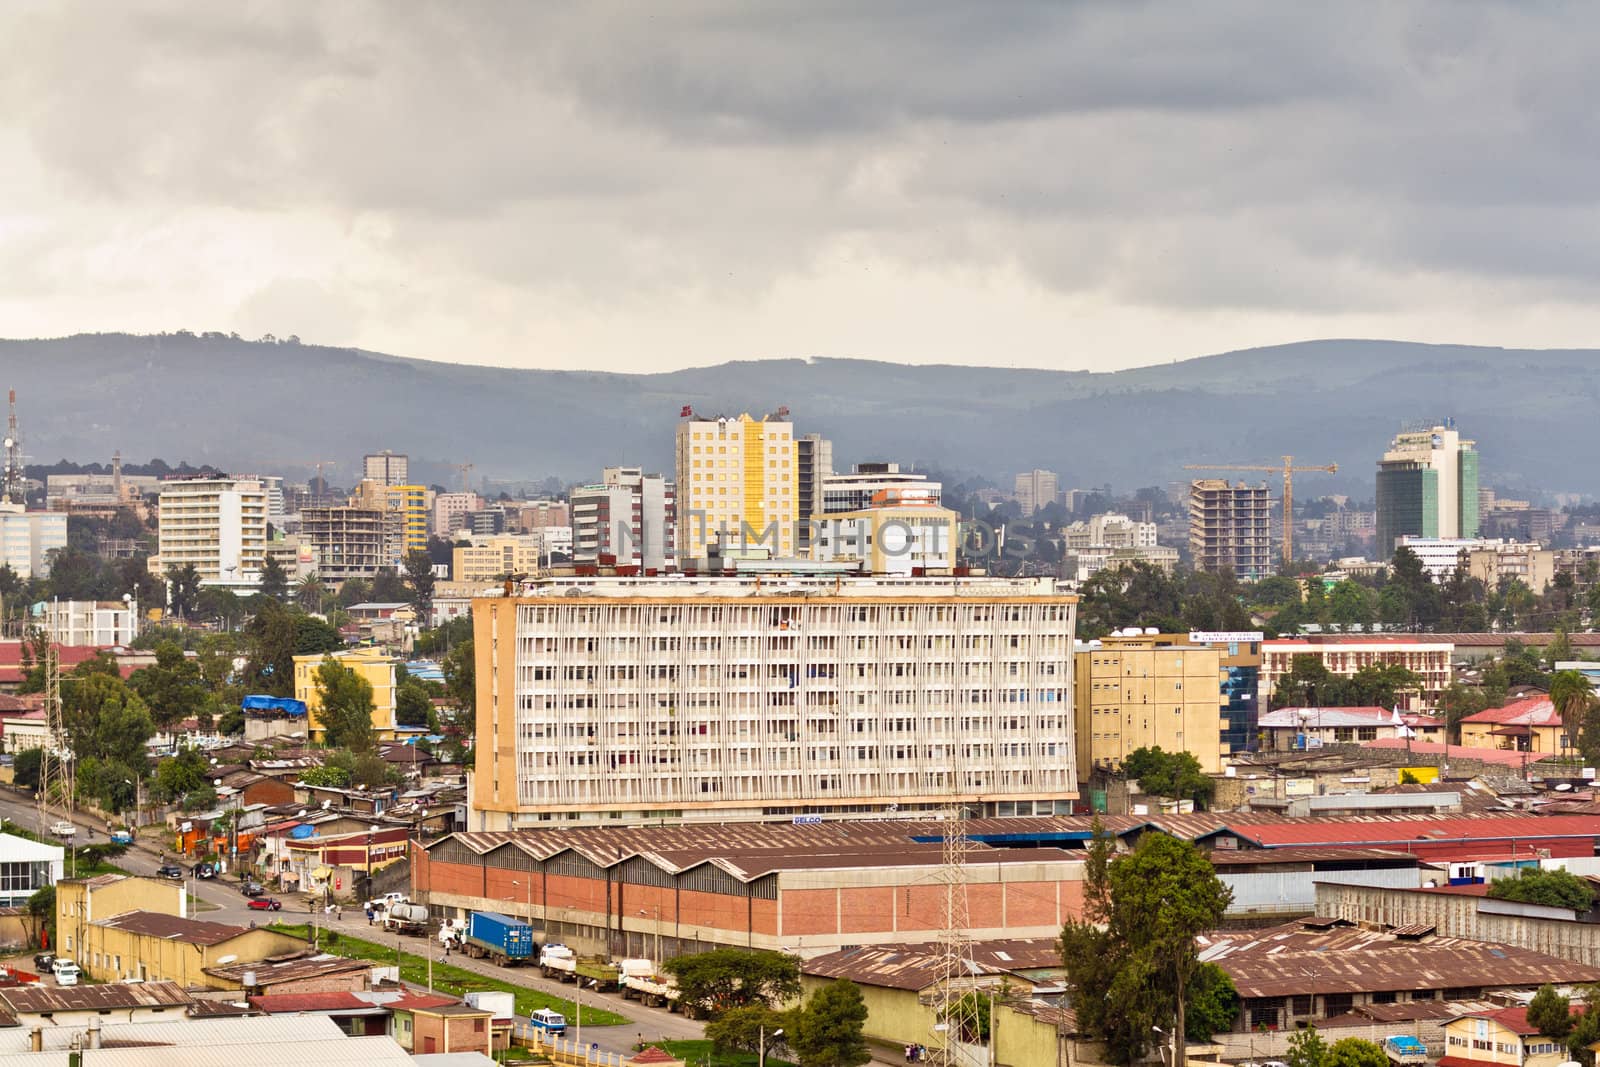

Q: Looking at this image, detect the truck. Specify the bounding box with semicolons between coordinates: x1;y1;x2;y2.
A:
461;910;534;966
538;944;620;990
382;902;431;935
618;958;680;1010
1382;1037;1427;1066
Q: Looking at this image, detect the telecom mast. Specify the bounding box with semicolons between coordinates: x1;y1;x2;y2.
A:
929;789;985;1062
35;641;70;837
2;389;24;505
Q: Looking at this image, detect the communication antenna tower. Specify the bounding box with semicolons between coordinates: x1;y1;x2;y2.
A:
930;790;985;1062
2;389;24;505
35;640;71;837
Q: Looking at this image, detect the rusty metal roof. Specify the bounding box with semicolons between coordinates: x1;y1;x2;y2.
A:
95;911;251;946
0;980;192;1013
802;938;1064;991
204;953;371;985
1198;921;1600;998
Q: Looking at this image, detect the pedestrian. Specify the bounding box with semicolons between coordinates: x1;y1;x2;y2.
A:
905;1044;914;1063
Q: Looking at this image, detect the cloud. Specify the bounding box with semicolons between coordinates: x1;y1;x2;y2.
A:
1;1;1599;372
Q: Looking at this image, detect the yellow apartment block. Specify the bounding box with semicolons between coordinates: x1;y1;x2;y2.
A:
294;647;400;742
675;413;797;559
453;537;544;583
1074;634;1227;778
387;484;430;556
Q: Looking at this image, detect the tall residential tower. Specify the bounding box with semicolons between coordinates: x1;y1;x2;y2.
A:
1375;423;1479;555
675;412;797;559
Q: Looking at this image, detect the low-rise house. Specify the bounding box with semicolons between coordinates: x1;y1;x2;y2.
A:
1440;1006;1573;1067
203;952;380;996
1460;696;1571;756
1259;706;1445;751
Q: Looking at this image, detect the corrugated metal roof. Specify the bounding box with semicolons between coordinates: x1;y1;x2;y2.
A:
1198;922;1600;998
0;1014;348;1055
0;1036;413;1067
204;953;370;985
0;980;191;1013
1235;813;1600;848
95;911;249;946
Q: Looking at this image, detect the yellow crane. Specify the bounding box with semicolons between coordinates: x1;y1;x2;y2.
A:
1183;455;1338;565
452;462;475;492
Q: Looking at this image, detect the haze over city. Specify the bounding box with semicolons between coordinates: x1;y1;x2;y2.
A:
7;3;1600;372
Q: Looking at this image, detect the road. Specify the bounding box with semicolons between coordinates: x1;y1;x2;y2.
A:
0;790;707;1058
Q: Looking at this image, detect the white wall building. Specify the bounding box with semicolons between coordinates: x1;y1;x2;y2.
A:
0;504;67;579
810;505;960;575
362;451;409;487
570;467;675;571
0;832;63;907
154;478;268;591
820;463;941;515
1014;469;1060;517
35;600;136;647
1064;513;1158;550
472;574;1078;826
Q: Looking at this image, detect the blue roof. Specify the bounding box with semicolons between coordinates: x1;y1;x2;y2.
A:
241;695;307;716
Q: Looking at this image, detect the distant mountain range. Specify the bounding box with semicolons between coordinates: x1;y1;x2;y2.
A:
2;333;1593;498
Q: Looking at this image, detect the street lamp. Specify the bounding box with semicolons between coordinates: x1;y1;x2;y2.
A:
365;827;375;902
759;1025;784;1067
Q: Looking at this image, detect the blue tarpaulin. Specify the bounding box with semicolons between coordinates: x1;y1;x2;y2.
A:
288;824;317;839
242;695;308;716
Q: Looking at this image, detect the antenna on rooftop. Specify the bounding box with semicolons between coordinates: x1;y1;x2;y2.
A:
929;753;984;1063
3;389;25;505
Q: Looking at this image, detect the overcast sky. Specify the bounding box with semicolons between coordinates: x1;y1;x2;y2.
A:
2;2;1595;373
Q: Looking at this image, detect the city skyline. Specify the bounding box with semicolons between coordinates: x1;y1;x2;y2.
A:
6;5;1600;372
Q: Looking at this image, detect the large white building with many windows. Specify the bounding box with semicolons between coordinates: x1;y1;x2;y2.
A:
471;574;1078;827
152;477;268;591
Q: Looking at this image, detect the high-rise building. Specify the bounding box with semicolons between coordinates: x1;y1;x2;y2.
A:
1014;469;1060;517
301;505;386;583
1375;423;1479;555
155;477;269;590
433;492;482;536
795;434;833;550
675;413;797;559
1189;480;1273;579
571;467;675;571
471;574;1078;827
0;504;67;580
363;451;410;487
1074;633;1228;777
819;463;941;514
386;484;430;560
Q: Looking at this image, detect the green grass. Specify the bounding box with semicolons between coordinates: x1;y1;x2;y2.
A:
267;923;629;1027
660;1040;795;1067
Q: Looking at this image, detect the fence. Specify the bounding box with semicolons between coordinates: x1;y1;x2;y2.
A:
518;1028;630;1066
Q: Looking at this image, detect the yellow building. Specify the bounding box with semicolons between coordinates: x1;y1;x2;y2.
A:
675;412;797;559
1074;633;1227;778
57;874;301;984
1442;1006;1571;1067
387;484;430;557
1458;695;1570;756
453;536;544;583
294;647;399;742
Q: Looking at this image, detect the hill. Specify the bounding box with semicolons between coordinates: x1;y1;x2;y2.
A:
1;333;1592;497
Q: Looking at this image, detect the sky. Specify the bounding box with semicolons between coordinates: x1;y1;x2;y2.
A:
2;2;1597;373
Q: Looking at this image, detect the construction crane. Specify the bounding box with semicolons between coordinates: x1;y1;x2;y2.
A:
452;462;475;493
306;460;339;499
1183;455;1338;565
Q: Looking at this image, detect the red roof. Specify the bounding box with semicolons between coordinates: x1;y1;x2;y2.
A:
1266;636;1453;647
388;992;461;1011
248;992;369;1013
1463;695;1562;727
1458;1006;1541;1036
0;643;136;685
1234;814;1600;849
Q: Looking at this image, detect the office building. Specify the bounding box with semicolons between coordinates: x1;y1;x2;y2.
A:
819;463;941;515
386;484;430;560
571;467;675;572
433;491;482;536
37;600;137;647
301;505;385;583
154;477;268;591
810;503;960;575
511;499;570;534
1013;469;1059;517
1063;513;1158;551
675;412;797;559
465;507;505;536
0;503;67;579
1074;633;1227;778
1189;480;1273;580
1375;422;1480;555
1261;636;1454;710
471;574;1078;826
363;451;409;487
452;535;546;584
796;434;833;550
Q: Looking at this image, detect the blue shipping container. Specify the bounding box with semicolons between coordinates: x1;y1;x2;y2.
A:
469;910;534;959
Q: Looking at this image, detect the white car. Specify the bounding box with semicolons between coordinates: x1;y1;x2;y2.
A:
366;892;407;911
52;959;80;986
49;821;75;838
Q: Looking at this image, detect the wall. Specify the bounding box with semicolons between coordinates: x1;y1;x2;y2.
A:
1317;882;1600;965
413;1010;492;1055
1220;866;1421;917
73;926;302;985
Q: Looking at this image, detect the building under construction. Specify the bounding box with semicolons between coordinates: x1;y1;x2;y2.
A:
1189;479;1274;579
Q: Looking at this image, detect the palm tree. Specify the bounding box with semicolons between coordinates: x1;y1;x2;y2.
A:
296;574;325;613
1549;669;1594;756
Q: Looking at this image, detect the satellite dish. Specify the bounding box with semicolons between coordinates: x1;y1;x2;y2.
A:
213;779;222;787
296;809;307;817
1557;783;1574;792
215;955;237;965
321;800;331;809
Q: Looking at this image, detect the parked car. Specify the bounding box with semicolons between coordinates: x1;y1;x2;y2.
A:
366;891;407;911
51;959;80;986
32;953;53;971
155;864;184;880
49;821;75;838
239;882;265;898
246;897;282;912
192;863;217;880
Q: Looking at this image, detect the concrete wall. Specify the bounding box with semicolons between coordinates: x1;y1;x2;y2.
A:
1221;867;1422;916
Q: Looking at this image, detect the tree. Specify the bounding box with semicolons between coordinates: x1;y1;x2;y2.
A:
165;563;202;619
154;747;211;805
789;979;871;1067
1326;1038;1388;1067
314;657;376;754
404;550;436;621
1438;683;1492;744
1286;1026;1329;1067
258;554;289;601
370;568;407;604
1551;670;1594;755
704;1004;789;1056
242;598;298;696
294;614;344;656
1184;963;1239;1041
1123;747;1213;809
1545;628;1576;670
661;949;801;1019
12;749;41;792
443;639;475;716
26;884;53;948
129;641;209;730
1528;984;1574;1040
1061;832;1232;1063
1487;867;1596;913
295;574;326;613
396;678;437;729
195;586;243;629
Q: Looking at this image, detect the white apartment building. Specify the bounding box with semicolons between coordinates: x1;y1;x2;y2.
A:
571;467;675;571
820;463;941;515
1398;535;1554;588
1014;469;1060;517
1063;513;1158;550
810;505;961;575
362;451;409;487
675;413;797;559
0;504;67;579
35;600;136;647
472;574;1078;826
154;477;268;590
1261;637;1454;710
